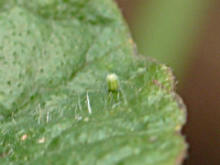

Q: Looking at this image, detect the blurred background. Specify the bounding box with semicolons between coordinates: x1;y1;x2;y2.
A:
115;0;220;165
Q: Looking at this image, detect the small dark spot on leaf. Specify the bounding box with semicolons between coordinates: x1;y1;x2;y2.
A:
7;81;11;85
40;67;44;73
12;32;16;36
17;83;21;87
30;94;35;100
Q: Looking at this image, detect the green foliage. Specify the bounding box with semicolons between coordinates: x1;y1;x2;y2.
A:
0;0;186;164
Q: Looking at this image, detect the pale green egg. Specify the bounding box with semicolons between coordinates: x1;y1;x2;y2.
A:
106;73;119;91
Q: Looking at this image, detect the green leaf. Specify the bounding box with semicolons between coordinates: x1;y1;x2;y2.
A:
0;0;186;164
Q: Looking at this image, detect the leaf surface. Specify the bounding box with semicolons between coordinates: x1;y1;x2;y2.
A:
0;0;186;164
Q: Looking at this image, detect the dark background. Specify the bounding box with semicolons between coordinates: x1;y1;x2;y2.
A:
115;0;220;165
